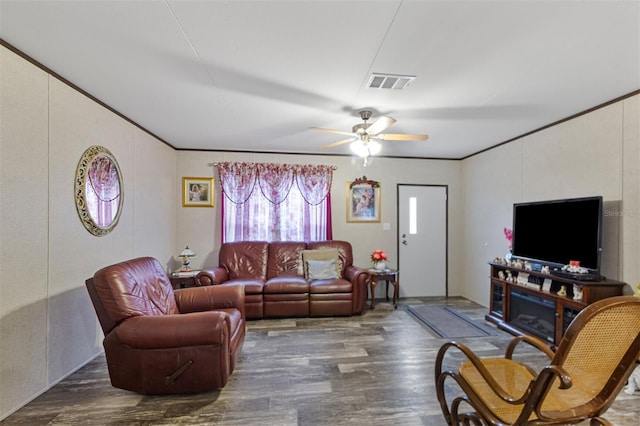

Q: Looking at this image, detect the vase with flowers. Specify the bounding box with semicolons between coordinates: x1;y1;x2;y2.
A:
504;227;513;262
371;249;388;270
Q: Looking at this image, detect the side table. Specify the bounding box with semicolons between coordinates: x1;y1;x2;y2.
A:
368;269;399;309
169;271;198;289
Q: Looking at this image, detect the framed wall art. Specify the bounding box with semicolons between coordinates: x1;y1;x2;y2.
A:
346;177;380;223
182;177;214;207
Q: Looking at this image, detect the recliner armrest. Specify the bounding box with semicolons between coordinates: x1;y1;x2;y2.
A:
115;312;228;348
196;267;229;286
175;284;245;319
344;265;370;283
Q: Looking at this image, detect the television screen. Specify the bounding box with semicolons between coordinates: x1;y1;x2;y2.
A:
511;196;603;272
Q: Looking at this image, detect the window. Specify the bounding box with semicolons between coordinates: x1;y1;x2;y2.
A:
218;162;333;242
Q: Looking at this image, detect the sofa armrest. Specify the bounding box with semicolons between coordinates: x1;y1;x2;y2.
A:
196;267;229;286
344;265;370;314
115;312;228;349
174;285;245;319
344;265;369;283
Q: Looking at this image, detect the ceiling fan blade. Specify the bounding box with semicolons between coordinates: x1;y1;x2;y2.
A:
365;116;396;135
310;127;355;137
322;137;356;149
378;133;429;141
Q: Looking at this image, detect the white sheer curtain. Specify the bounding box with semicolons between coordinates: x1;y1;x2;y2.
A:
218;162;333;242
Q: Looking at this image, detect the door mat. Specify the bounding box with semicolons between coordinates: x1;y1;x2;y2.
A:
407;305;496;338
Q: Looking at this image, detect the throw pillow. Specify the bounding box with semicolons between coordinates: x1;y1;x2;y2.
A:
301;248;342;279
306;259;339;280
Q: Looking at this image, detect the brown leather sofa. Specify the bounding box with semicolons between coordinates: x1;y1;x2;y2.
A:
195;240;370;319
85;256;245;394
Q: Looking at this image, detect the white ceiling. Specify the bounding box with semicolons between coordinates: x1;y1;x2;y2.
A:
1;1;638;159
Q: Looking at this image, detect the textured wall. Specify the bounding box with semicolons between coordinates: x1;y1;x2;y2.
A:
461;95;640;306
0;46;177;419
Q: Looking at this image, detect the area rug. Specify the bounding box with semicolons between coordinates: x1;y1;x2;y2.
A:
407;305;495;338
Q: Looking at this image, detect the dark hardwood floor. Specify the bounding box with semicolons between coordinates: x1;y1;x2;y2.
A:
2;297;638;425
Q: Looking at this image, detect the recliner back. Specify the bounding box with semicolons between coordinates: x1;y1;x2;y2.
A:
267;241;307;279
92;256;178;325
86;277;117;335
219;241;269;280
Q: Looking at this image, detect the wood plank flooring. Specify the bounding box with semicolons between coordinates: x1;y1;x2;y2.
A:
2;297;638;425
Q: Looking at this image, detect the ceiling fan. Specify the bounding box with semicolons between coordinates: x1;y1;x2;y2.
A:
311;110;429;165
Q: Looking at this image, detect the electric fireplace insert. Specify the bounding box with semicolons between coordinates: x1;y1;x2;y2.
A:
509;288;556;343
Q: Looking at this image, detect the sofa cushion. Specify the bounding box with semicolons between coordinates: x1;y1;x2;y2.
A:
220;241;269;280
218;278;264;295
306;259;339;280
267;241;307;279
306;241;352;273
302;249;341;279
309;278;353;293
263;276;309;294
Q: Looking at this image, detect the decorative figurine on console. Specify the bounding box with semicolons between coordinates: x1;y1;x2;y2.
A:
634;283;640;297
513;259;523;269
498;271;505;280
557;285;567;297
562;260;589;275
541;265;550;274
524;261;532;271
572;284;583;301
505;270;514;283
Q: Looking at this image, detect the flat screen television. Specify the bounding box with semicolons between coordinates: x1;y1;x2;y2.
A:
511;196;603;273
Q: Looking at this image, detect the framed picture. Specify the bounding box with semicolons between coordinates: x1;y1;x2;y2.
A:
347;181;381;222
182;177;214;207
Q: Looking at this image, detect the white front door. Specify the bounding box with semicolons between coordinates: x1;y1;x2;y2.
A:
397;185;447;297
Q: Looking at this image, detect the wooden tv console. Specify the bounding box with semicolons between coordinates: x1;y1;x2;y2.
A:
486;262;626;347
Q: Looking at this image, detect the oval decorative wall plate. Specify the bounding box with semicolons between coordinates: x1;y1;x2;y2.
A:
74;145;124;236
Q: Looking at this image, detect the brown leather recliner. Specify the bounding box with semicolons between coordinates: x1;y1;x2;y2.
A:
85;256;245;394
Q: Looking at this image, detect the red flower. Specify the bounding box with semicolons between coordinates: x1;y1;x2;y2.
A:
370;249;388;263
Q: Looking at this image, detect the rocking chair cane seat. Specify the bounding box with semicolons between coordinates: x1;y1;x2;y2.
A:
435;296;640;425
458;358;583;424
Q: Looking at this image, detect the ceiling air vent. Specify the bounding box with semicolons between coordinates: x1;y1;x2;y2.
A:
367;73;416;90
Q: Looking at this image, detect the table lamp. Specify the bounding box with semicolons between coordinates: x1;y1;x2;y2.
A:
178;246;196;271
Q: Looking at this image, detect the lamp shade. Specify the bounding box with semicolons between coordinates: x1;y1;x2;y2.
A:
178;246;196;272
179;246;196;258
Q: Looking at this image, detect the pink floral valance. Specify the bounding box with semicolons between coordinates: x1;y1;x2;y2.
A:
216;162;257;204
257;163;295;204
218;162;333;206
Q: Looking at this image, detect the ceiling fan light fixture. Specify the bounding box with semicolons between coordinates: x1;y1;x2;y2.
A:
350;140;368;157
368;140;382;155
350;139;381;158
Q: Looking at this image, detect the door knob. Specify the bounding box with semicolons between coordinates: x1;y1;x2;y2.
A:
402;240;408;245
402;234;406;238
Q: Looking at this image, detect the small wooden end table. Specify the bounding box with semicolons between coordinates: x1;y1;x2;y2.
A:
368;269;399;309
169;271;198;289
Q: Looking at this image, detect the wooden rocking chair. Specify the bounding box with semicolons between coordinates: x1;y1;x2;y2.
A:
435;296;640;425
